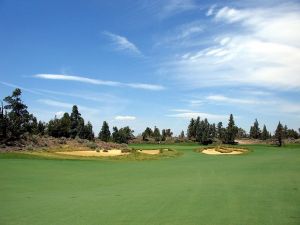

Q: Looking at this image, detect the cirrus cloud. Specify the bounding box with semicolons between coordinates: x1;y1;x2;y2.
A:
114;115;136;121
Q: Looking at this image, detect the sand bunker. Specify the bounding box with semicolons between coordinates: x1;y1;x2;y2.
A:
56;149;128;157
137;150;160;155
201;147;247;155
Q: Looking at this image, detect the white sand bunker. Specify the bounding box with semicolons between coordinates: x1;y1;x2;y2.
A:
56;149;129;157
137;150;160;155
201;147;247;155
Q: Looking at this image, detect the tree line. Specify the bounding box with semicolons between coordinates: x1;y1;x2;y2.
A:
0;88;299;147
0;89;134;144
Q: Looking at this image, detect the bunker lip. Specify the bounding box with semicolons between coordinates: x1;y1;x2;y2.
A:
138;150;160;155
56;149;128;157
55;149;162;157
200;147;248;155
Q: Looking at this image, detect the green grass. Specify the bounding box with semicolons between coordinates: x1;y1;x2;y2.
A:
0;143;300;225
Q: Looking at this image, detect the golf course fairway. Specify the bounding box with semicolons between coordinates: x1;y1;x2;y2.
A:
0;143;300;225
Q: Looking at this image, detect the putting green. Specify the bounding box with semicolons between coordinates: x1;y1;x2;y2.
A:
0;143;300;225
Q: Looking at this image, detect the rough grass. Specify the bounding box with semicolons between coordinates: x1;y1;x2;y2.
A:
0;143;300;225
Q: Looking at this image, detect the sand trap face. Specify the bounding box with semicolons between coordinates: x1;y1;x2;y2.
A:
201;148;247;155
56;149;128;157
138;150;160;155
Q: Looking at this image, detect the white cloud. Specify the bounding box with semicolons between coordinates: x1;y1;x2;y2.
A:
103;31;141;55
127;83;165;91
35;74;119;86
34;74;165;91
206;4;216;16
115;116;136;121
206;95;258;105
55;111;65;118
167;110;227;120
163;4;300;90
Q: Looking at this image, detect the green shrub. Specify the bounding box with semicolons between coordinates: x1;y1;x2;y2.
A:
86;142;97;149
26;144;34;151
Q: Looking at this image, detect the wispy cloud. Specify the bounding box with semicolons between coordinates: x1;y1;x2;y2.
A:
115;115;136;121
206;95;258;105
36;89;126;104
37;99;74;108
162;3;300;90
0;81;44;96
157;20;204;48
159;0;197;18
167;109;227;120
34;74;165;91
103;31;141;55
205;94;300;114
37;99;100;114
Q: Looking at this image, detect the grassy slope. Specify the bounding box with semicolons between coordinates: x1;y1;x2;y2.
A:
0;143;299;225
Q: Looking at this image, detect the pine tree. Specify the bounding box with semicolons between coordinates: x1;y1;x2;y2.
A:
142;127;153;141
81;121;94;140
180;130;185;139
187;118;195;139
217;122;225;140
261;125;269;140
250;119;261;139
161;129;166;141
99;121;111;142
112;127;119;143
60;113;71;137
70;105;82;138
0;101;7;141
225;114;238;144
3;88;33;140
283;125;288;138
116;126;134;144
275;122;283;147
153;126;161;142
209;123;216;139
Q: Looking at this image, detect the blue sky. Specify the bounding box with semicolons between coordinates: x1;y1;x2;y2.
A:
0;0;299;135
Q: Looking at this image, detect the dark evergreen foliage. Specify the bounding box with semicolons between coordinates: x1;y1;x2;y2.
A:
99;121;111;142
250;119;261;139
275;122;284;146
